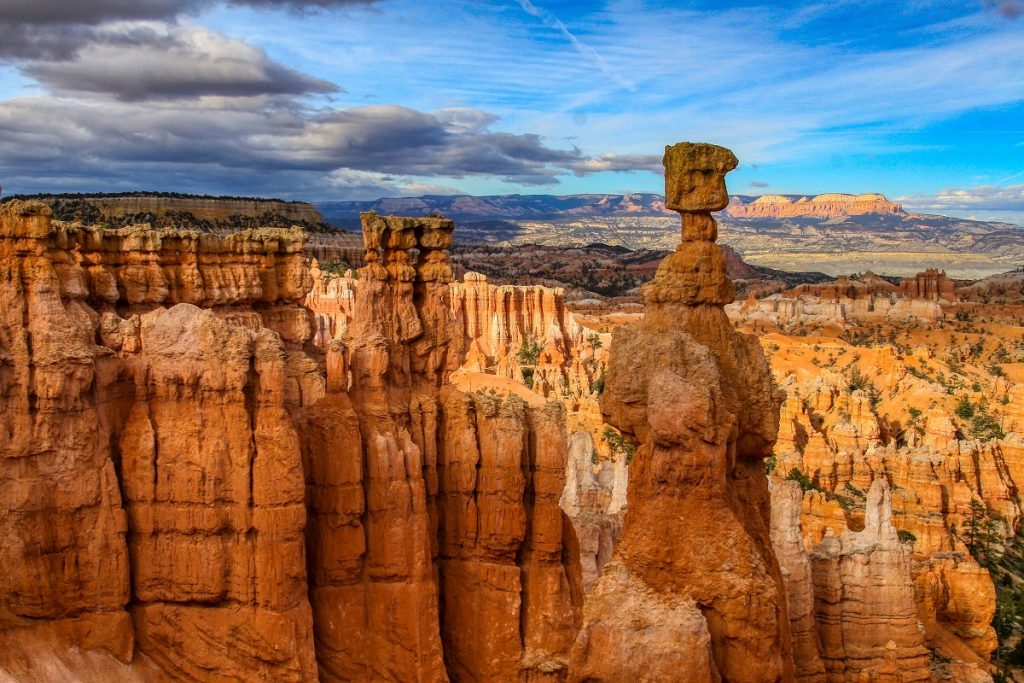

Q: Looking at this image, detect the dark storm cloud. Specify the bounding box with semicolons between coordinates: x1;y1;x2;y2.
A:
0;98;602;195
229;0;379;9
21;24;339;100
0;0;380;59
0;0;379;24
0;0;196;25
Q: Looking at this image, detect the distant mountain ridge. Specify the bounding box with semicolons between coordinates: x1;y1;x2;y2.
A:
318;193;670;226
318;191;914;226
318;192;1024;279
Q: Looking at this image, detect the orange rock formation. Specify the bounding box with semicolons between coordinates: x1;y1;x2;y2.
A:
0;199;317;680
570;142;793;682
0;202;584;681
726;193;905;219
899;268;957;301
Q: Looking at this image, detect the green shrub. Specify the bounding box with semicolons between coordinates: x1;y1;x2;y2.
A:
603;426;636;465
785;468;815;492
516;338;543;367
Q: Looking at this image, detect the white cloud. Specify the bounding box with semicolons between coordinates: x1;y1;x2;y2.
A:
899;184;1024;211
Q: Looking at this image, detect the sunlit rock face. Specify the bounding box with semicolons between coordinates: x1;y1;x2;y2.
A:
764;330;1004;672
0;200;317;681
569;143;794;683
0;202;585;682
726;193;906;220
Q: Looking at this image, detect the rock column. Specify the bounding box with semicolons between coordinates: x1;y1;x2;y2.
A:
569;143;794;682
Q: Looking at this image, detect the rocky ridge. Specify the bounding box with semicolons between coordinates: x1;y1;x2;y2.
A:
0;201;583;681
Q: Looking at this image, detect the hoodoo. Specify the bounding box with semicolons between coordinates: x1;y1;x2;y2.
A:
569;143;793;682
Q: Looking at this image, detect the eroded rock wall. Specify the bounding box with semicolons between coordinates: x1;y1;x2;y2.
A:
0;200;318;681
296;212;584;682
0;203;584;682
809;480;932;682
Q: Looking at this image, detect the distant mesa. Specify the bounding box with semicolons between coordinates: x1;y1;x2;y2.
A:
1;191;326;230
319;191;908;227
725;192;905;219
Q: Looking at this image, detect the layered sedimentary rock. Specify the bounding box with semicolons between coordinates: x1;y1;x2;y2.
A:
570;142;793;682
1;202;584;682
790;273;898;301
898;268;957;301
726;193;905;219
809;480;932;681
0;200;317;680
771;482;827;682
728;295;943;328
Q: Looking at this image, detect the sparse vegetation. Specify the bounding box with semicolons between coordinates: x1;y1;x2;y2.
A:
602;426;636;465
785;467;816;492
957;499;1003;569
321;260;354;277
516;338;543;367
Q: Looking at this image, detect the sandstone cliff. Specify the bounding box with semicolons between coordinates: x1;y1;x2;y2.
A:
898;268;957;301
0;199;317;681
726;193;906;220
0;201;584;682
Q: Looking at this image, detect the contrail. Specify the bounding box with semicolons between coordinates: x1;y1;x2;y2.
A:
514;0;635;91
996;168;1024;185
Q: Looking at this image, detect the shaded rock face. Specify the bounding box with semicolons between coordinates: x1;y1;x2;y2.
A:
809;480;932;682
559;430;627;589
0;202;583;681
570;143;793;682
771;482;827;682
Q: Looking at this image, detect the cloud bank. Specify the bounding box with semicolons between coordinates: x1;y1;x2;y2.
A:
0;0;657;197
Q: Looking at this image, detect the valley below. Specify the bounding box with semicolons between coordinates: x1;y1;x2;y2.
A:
321;192;1024;279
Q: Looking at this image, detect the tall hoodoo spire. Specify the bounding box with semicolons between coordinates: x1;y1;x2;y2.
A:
569;142;793;683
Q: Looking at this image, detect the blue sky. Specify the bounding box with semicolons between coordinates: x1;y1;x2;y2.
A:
0;0;1022;221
